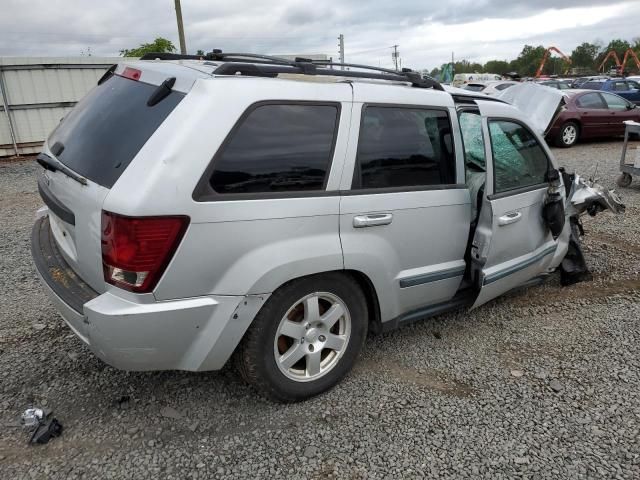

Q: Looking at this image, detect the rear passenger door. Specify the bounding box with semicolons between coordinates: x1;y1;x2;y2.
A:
471;103;563;308
575;92;611;136
339;97;470;323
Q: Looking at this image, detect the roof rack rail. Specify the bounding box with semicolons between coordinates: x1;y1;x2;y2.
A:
138;49;444;91
301;60;443;90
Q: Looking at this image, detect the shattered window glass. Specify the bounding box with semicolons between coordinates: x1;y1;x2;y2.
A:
458;111;486;174
489;121;549;193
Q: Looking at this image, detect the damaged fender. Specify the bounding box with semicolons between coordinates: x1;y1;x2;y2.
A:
559;171;625;285
566;173;625;216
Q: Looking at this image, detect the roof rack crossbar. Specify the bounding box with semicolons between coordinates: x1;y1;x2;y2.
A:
139;50;444;91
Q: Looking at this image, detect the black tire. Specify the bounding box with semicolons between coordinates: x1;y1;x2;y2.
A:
235;272;368;402
616;172;632;188
555;121;580;148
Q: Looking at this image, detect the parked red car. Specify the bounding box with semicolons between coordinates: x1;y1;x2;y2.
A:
547;90;640;147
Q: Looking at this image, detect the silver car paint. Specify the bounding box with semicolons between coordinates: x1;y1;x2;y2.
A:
338;94;470;322
33;61;611;372
40;160;110;294
470;100;569;307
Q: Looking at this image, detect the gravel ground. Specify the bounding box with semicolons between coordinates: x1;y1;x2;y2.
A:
1;140;639;479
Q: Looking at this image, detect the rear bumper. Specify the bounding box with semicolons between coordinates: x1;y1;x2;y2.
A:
31;216;268;371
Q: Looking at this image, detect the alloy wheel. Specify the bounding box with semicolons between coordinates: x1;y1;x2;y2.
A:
273;292;351;382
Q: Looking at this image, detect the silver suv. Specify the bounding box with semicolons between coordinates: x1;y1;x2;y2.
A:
31;53;618;401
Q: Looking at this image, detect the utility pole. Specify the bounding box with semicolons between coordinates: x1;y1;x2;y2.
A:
338;34;345;69
392;45;399;71
174;0;187;54
451;51;455;82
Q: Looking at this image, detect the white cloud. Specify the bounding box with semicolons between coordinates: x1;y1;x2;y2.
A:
0;0;638;71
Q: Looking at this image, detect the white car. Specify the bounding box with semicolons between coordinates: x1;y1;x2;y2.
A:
464;80;519;95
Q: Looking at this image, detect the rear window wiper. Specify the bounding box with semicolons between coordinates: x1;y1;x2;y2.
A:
36;152;88;186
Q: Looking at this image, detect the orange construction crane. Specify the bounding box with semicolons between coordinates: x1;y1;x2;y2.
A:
535;46;572;78
621;48;640;74
598;50;621;73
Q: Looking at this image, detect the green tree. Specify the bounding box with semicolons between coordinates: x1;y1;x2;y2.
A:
454;59;483;74
483;60;510;74
510;45;546;76
596;38;631;66
571;42;600;68
120;37;176;57
196;49;205;56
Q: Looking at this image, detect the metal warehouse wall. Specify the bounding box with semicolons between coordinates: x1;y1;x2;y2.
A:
0;57;128;156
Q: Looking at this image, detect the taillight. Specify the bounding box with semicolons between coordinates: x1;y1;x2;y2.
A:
101;211;189;293
121;67;142;81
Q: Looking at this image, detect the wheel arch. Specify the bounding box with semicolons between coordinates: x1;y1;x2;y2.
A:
564;118;582;136
251;268;383;336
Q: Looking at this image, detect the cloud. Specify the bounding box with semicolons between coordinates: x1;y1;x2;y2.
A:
0;0;638;71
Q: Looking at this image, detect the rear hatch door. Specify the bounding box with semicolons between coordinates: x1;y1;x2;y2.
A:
38;64;190;293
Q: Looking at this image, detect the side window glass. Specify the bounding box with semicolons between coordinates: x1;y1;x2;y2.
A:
489;120;549;194
210;104;338;194
613;82;627;92
354;106;455;189
458;111;486;174
628;81;640;89
577;93;606;109
602;93;629;110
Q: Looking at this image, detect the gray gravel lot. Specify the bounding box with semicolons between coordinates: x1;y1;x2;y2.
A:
1;140;639;479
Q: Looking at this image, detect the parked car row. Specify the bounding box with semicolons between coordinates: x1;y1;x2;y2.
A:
547;90;640;147
461;75;640;147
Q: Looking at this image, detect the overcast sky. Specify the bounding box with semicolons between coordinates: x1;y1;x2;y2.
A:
2;0;639;69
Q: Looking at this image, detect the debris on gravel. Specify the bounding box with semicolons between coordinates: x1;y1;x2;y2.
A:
1;140;639;479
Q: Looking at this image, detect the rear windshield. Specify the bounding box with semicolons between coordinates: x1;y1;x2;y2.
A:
48;74;184;188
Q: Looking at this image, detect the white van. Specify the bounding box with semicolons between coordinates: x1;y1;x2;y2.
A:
453;73;502;87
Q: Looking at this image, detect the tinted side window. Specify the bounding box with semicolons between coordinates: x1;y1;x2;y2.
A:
602;93;629;110
210;104;339;194
577;93;606;109
489;120;549;194
582;82;603;90
628;81;640;89
353;106;455;189
613;82;628;92
495;83;513;91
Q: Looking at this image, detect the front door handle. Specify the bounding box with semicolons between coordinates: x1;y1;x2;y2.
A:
498;211;522;226
353;213;393;228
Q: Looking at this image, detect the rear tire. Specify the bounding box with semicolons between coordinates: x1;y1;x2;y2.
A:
236;273;368;402
555;121;579;148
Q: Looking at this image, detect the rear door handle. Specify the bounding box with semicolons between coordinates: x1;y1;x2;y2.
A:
353;213;393;228
498;211;522;226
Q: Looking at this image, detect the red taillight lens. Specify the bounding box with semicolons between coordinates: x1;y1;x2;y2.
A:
101;211;189;293
121;67;142;81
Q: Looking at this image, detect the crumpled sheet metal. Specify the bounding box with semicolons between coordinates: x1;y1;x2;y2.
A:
567;174;625;216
